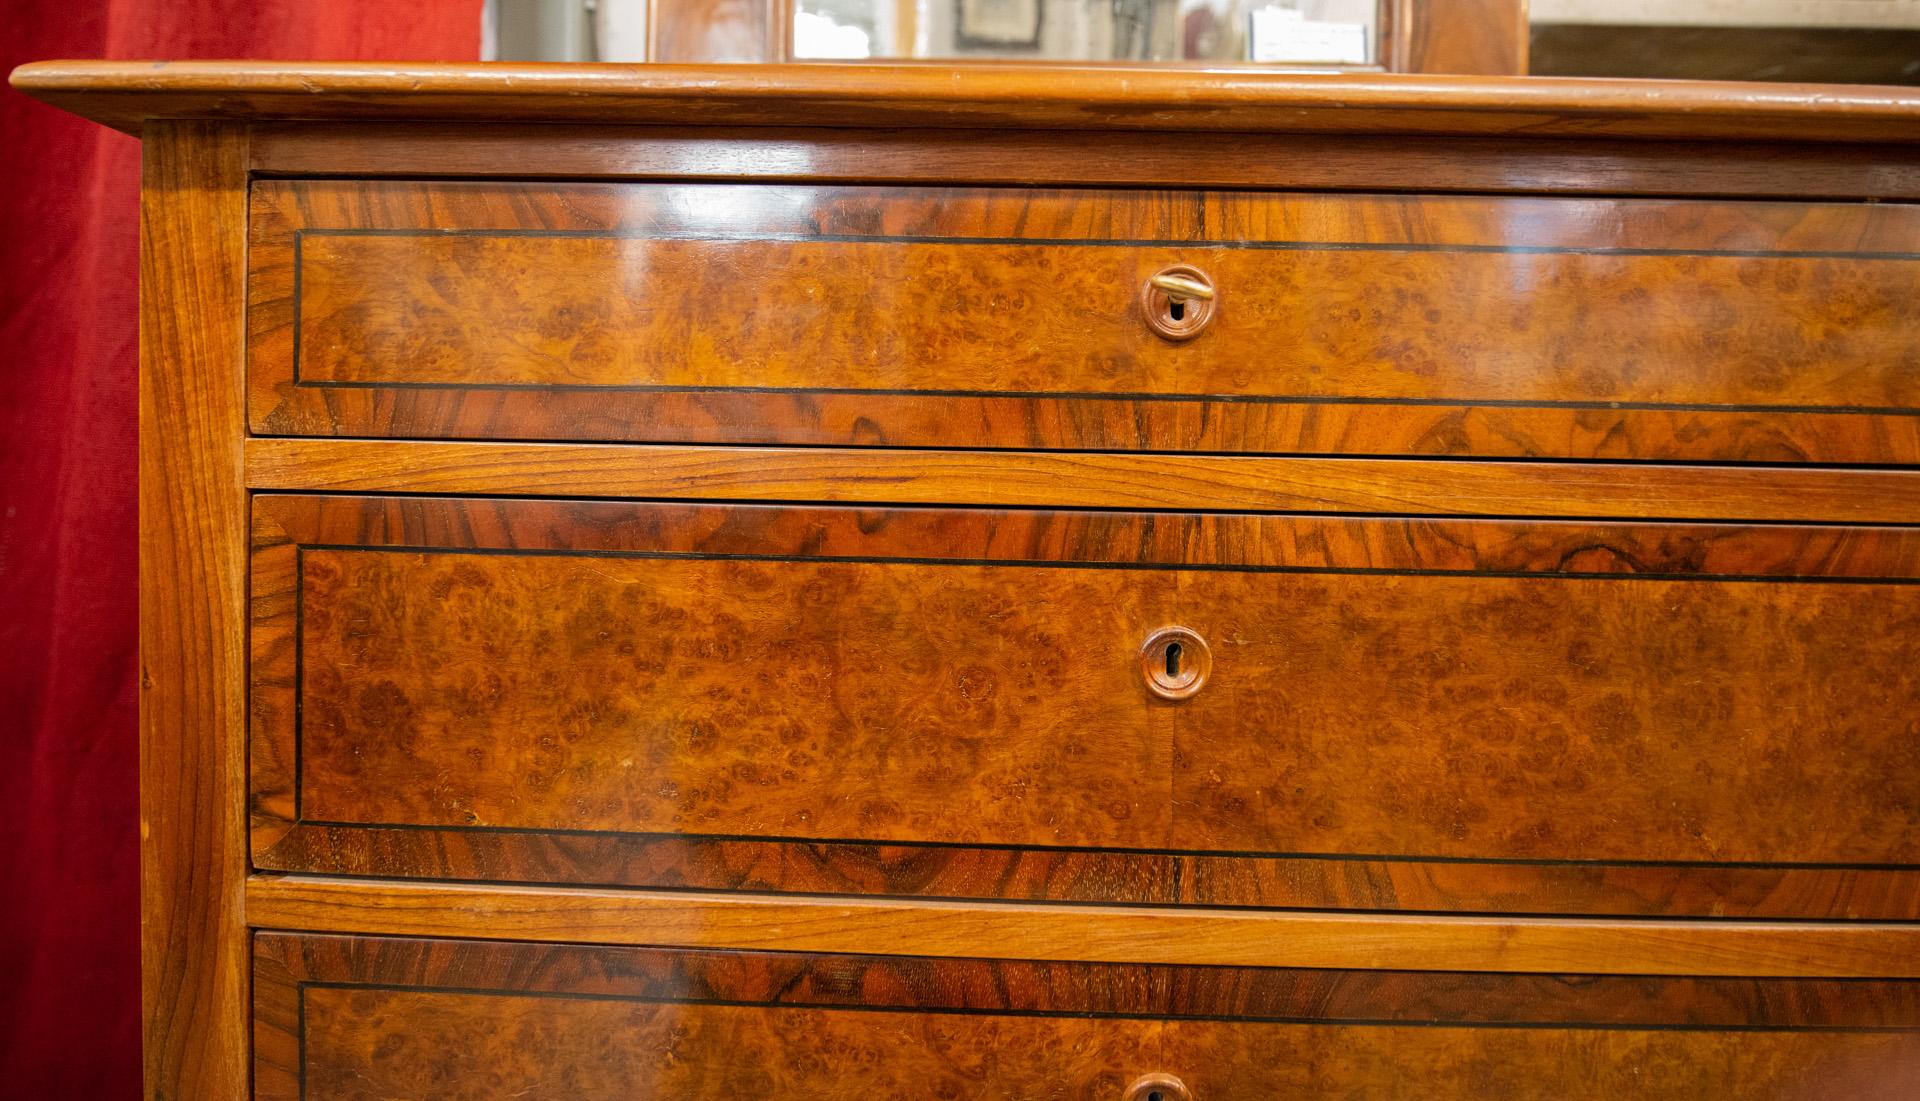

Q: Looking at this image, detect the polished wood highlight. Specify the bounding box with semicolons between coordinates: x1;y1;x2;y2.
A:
244;123;1920;202
244;876;1920;978
138;122;251;1101
16;61;1920;142
251;180;1920;460
244;440;1920;523
254;934;1920;1101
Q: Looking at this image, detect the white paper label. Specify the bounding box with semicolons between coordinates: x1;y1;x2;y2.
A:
1250;8;1370;64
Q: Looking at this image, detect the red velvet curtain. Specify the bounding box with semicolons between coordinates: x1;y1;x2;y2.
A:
0;4;481;1094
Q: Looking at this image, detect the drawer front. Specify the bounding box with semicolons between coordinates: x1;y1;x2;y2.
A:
249;181;1920;462
255;933;1920;1100
250;495;1920;918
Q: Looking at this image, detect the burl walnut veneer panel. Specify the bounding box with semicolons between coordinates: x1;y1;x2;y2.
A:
249;181;1920;463
254;934;1920;1101
301;990;1142;1100
1160;1023;1920;1100
1175;569;1920;863
251;495;1920;919
291;549;1166;848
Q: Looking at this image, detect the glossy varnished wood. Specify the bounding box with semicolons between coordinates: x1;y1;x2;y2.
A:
16;61;1920;142
138;123;251;1101
250;496;1920;918
251;180;1920;461
244;440;1920;522
257;821;1920;920
257;931;1920;1032
245;877;1920;977
253;934;1920;1101
244;123;1920;202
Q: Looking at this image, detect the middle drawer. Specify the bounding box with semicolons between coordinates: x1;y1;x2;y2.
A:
250;495;1920;919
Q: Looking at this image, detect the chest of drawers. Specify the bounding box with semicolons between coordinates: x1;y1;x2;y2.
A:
15;60;1920;1099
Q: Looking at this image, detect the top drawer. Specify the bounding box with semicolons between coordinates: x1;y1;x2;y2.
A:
249;181;1920;462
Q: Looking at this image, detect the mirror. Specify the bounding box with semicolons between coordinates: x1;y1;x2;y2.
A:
792;0;1382;65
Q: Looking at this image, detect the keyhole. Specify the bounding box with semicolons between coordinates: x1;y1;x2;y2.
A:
1143;266;1213;342
1125;1072;1190;1101
1141;626;1208;700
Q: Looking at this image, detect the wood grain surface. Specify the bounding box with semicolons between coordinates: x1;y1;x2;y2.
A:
251;496;1920;918
243;440;1920;522
15;61;1920;142
252;933;1920;1101
138;122;251;1101
1163;1023;1920;1100
244;123;1920;202
244;878;1920;976
1403;0;1529;75
290;549;1166;847
256;820;1920;920
251;180;1920;462
1174;569;1920;864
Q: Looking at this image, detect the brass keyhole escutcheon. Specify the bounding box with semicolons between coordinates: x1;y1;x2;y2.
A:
1143;265;1216;341
1124;1072;1193;1101
1140;626;1210;701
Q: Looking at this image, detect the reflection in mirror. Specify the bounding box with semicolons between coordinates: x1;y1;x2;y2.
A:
793;0;1379;64
1530;0;1920;85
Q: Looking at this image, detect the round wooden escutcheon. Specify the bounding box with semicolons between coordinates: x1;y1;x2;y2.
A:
1141;265;1216;341
1140;625;1211;701
1124;1072;1193;1101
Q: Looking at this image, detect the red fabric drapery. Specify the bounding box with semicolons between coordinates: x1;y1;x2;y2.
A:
1;4;481;1094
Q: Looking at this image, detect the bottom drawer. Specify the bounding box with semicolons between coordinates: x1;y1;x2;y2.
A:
255;933;1920;1099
